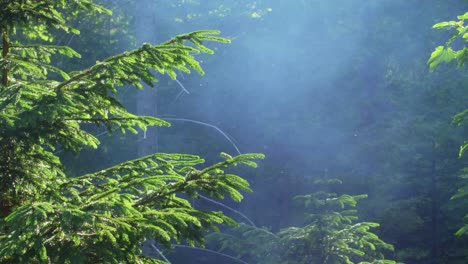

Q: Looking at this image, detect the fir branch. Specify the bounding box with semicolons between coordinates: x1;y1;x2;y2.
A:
54;30;229;91
134;153;263;207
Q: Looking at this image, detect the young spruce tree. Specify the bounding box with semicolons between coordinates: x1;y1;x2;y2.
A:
0;1;263;263
208;179;398;264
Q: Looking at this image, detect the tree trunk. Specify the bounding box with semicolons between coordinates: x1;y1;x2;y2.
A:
2;30;9;86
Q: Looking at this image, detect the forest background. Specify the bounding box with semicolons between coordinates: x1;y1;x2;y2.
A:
6;0;468;263
63;0;468;263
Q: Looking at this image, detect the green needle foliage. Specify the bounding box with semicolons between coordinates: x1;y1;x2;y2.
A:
428;11;468;71
430;9;468;239
208;180;398;264
278;191;395;264
451;168;468;236
0;1;263;263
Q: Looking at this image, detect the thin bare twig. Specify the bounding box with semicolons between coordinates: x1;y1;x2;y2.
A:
172;244;249;264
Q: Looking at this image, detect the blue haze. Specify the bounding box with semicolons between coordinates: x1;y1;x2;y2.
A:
125;0;468;263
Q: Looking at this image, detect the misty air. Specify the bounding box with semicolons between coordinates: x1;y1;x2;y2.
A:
2;1;468;263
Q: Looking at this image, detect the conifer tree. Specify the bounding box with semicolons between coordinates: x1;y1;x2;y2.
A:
208;180;398;264
429;9;468;239
0;1;263;263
